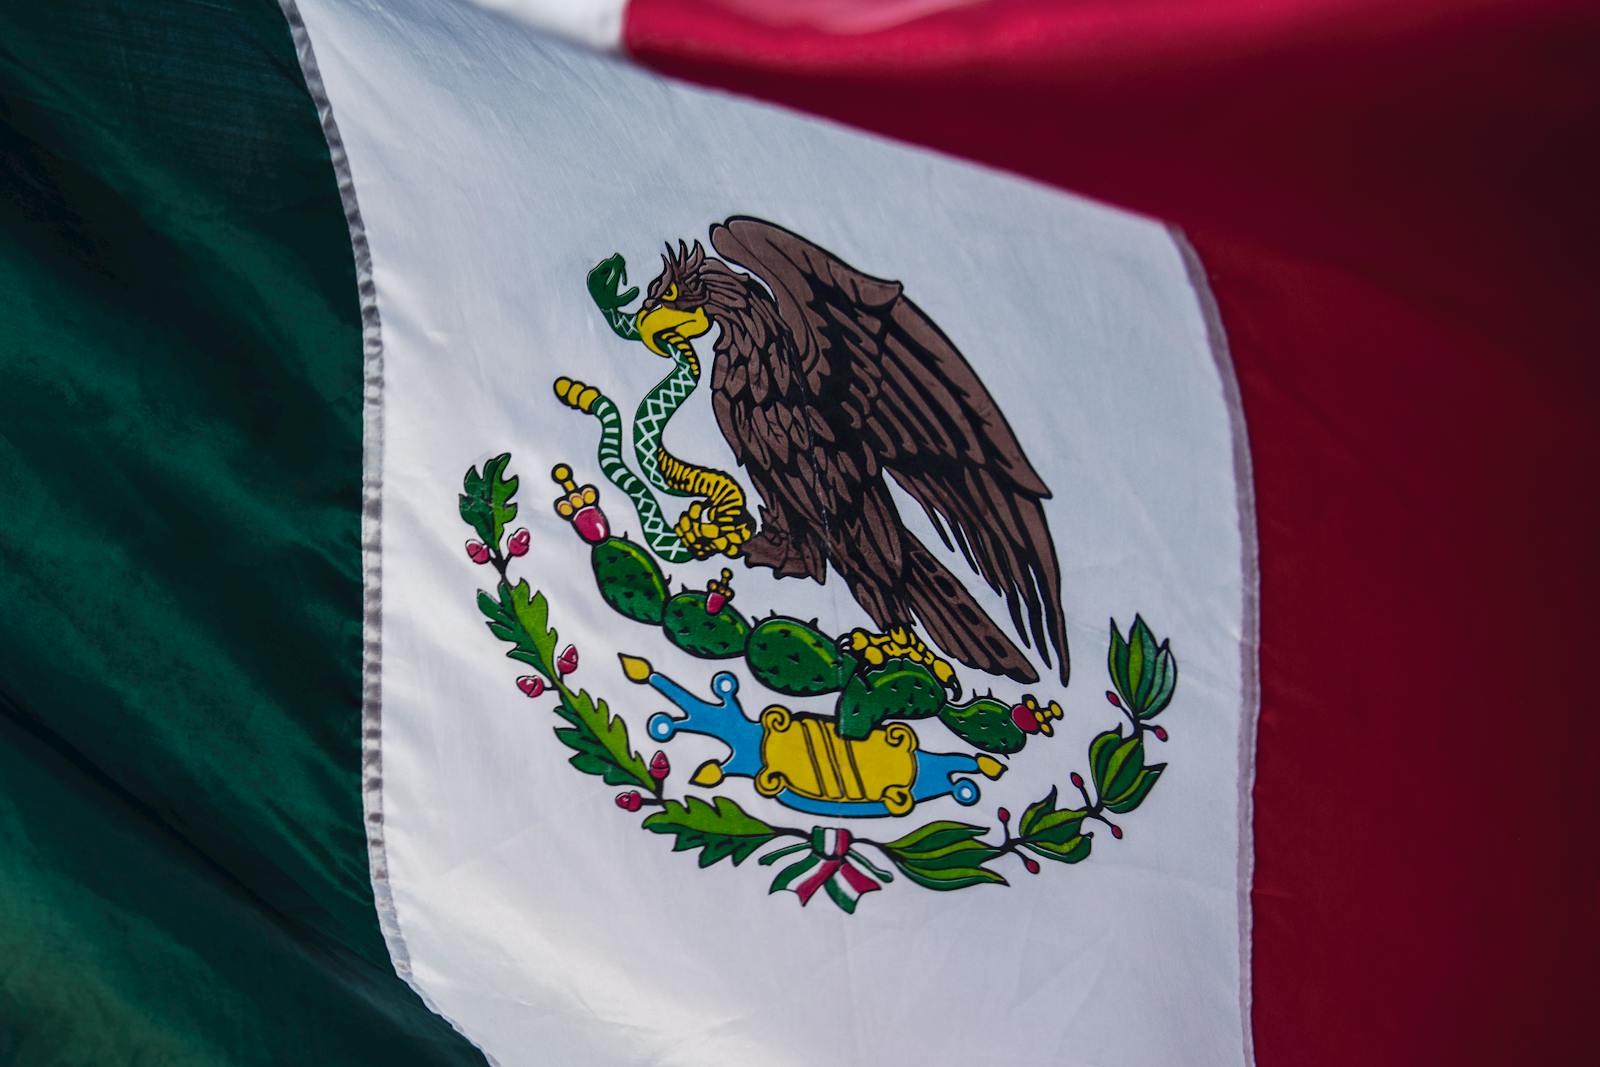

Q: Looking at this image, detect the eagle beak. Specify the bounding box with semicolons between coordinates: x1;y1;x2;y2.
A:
636;305;710;356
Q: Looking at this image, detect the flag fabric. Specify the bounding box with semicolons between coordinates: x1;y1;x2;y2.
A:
1;2;1592;1066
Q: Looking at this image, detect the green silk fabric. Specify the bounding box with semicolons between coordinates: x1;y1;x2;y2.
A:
0;2;481;1062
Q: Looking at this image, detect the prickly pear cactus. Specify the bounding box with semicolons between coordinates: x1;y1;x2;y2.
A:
585;536;1035;755
590;538;668;624
745;617;856;696
937;696;1028;755
662;592;752;659
837;658;946;740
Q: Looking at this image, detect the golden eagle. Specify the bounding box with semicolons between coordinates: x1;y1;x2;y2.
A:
634;217;1069;686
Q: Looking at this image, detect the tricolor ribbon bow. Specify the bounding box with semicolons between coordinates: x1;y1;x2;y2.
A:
763;828;892;913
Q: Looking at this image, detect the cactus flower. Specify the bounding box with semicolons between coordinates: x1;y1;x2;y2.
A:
573;506;609;544
1010;703;1040;734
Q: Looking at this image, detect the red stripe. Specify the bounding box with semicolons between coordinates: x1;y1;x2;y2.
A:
624;1;1597;1061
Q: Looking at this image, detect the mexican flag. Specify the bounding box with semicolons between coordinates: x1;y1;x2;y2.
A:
1;2;1591;1065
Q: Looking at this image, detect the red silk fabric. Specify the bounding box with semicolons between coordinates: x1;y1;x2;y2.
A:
624;1;1598;1061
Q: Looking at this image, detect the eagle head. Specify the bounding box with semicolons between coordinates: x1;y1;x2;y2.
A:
637;240;713;356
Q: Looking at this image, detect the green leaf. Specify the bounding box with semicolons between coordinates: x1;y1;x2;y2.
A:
1129;615;1161;711
1141;642;1179;719
1022;807;1088;846
1019;786;1059;837
487;454;520;546
458;453;519;549
881;820;987;856
889;837;999;871
506;580;557;669
1088;727;1123;795
893;860;1007;891
880;819;1003;888
1023;834;1093;864
643;796;778;868
478;581;559;675
1104;763;1166;814
552;688;652;788
1103;734;1146;800
1108;618;1131;703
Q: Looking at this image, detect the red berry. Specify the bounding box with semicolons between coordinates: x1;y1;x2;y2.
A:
997;807;1011;824
1022;856;1040;875
465;539;490;564
1070;771;1084;789
614;791;642;812
556;645;579;676
649;750;671;781
507;528;531;557
1105;690;1122;708
1109;823;1124;840
1152;725;1169;742
1010;703;1040;734
515;675;544;698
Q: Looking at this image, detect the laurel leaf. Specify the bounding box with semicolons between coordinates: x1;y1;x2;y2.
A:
881;820;986;856
1104;763;1166;815
1023;834;1093;864
1018;786;1058;837
892;860;1007;891
1108;618;1132;705
1088;727;1123;796
643;796;778;868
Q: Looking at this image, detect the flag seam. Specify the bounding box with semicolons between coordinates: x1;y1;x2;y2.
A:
276;2;494;1061
1174;227;1261;1067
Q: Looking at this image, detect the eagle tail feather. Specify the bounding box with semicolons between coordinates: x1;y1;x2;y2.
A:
902;539;1039;685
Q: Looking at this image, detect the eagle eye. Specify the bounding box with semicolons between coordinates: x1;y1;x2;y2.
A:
662;283;678;303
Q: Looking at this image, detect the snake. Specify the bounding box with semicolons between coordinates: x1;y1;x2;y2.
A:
554;301;749;564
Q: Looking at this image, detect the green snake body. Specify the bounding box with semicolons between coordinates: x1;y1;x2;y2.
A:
556;298;748;562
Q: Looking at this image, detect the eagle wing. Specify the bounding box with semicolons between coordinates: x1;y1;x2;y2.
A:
710;216;1070;681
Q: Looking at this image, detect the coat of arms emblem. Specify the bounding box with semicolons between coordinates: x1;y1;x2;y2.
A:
458;217;1181;912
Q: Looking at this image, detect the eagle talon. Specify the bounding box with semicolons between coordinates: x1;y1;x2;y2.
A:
673;500;754;562
844;627;959;692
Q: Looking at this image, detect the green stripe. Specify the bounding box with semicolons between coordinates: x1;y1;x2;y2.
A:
0;2;481;1063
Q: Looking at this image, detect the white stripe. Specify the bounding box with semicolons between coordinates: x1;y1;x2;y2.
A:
464;0;626;51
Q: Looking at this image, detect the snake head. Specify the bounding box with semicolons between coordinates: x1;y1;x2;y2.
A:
587;253;638;312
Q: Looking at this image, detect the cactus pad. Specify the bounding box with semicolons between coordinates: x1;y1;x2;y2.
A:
837;658;947;740
938;696;1029;754
746;617;854;696
590;538;668;624
662;592;751;658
